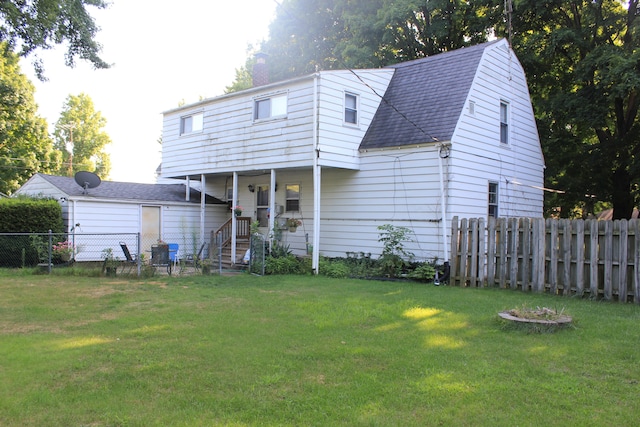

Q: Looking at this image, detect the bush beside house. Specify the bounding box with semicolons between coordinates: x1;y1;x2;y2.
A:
0;197;64;267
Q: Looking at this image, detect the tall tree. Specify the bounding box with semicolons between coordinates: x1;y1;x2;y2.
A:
0;43;56;194
228;0;501;90
512;0;640;219
53;93;111;178
0;0;110;79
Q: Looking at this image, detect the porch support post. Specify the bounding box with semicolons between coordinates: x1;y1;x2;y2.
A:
200;174;206;247
185;175;190;201
312;165;321;273
270;169;276;239
312;71;321;274
231;171;238;265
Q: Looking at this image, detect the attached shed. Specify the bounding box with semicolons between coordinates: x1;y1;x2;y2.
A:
15;173;227;260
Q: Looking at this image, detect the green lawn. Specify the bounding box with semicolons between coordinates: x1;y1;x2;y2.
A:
1;271;639;426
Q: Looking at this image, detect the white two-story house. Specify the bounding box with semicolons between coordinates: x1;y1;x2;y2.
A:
161;38;545;272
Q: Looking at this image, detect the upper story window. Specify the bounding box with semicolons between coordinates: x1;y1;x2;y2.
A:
488;181;499;218
285;184;300;212
344;93;358;125
254;93;287;120
500;101;509;144
180;112;203;135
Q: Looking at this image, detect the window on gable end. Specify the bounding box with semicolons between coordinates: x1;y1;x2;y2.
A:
500;101;509;144
344;93;358;125
180;112;203;135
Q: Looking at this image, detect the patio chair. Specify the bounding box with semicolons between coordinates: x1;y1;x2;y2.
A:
119;242;138;274
184;242;208;272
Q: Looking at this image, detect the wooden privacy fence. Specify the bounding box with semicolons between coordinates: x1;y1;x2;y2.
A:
450;216;640;303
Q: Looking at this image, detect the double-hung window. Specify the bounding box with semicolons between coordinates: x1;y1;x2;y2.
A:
285;184;300;212
180;112;203;135
344;93;358;125
254;93;287;120
500;101;509;144
488;182;499;218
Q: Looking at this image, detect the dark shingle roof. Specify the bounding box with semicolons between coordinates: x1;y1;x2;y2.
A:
37;174;224;204
359;40;498;150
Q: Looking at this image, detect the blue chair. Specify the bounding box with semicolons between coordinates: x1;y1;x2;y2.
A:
168;243;179;268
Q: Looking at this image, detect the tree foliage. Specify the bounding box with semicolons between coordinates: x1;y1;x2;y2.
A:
512;0;640;219
0;0;110;79
0;43;56;195
228;0;502;88
53;93;111;178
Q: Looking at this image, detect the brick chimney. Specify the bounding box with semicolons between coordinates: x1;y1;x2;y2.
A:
252;52;269;87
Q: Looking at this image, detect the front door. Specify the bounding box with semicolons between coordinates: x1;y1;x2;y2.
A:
256;185;269;227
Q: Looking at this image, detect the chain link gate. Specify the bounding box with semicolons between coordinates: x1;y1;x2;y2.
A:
249;234;266;276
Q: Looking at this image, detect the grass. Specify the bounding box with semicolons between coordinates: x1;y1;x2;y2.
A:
1;270;639;426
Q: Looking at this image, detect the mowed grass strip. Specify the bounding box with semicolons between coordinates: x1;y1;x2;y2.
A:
0;271;639;426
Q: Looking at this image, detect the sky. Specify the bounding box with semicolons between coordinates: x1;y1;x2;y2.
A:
21;0;278;183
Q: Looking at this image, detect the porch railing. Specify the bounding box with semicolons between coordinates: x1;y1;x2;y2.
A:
212;217;251;248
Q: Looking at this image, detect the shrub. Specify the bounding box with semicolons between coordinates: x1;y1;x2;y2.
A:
407;262;437;282
266;255;301;275
377;224;414;277
319;259;351;278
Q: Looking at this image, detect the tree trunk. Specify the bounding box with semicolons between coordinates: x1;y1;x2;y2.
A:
611;168;635;220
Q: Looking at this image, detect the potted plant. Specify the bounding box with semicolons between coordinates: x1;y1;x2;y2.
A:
232;205;243;217
286;218;302;232
53;240;74;262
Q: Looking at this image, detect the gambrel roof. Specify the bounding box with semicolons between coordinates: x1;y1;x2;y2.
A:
33;174;224;204
360;40;499;150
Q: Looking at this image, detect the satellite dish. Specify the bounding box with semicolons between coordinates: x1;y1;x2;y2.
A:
74;171;101;194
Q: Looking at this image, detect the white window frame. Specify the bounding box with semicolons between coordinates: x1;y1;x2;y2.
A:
180;112;203;135
254;93;287;121
488;181;499;218
344;92;359;125
500;101;509;144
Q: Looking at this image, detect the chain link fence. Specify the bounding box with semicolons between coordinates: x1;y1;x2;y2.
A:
0;231;211;276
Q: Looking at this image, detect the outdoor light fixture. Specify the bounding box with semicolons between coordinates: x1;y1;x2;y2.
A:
248;184;255;192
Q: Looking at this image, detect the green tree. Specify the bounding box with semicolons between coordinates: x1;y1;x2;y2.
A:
0;0;109;79
227;0;501;90
53;93;111;178
512;0;640;219
0;43;57;195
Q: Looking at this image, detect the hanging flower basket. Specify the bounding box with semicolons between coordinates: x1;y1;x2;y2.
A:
232;205;243;217
286;218;301;232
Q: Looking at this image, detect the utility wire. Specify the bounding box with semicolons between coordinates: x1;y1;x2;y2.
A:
270;0;439;143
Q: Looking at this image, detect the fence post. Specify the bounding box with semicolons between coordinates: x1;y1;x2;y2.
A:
217;233;223;275
449;216;459;286
48;229;52;274
136;232;141;276
575;219;585;296
618;220;628;302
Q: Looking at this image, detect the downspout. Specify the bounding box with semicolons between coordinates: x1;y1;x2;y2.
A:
437;143;450;278
269;169;276;238
312;72;321;274
200;174;206;247
231;171;238;264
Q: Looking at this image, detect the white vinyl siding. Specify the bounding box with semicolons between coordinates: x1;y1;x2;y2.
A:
450;40;544;219
161;69;393;178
